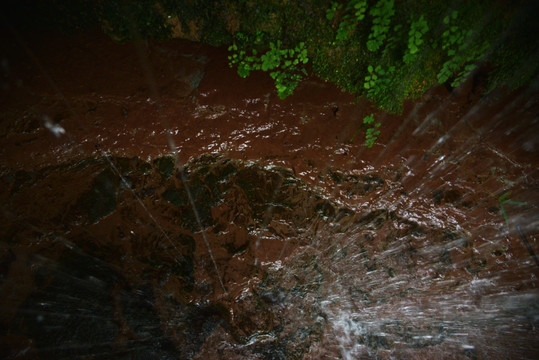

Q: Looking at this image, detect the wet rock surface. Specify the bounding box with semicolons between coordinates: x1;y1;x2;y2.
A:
1;28;538;359
1;155;538;359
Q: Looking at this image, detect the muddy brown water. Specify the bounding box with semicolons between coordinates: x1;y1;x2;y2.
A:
1;28;538;359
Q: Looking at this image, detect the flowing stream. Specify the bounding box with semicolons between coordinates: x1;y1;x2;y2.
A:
1;27;538;359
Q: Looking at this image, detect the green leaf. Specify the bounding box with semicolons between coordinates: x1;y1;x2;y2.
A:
367;40;378;51
498;191;512;201
504;200;527;206
438;73;449;83
363;114;375;124
500;204;509;226
238;68;249;78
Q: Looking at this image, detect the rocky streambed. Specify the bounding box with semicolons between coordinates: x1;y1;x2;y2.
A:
1;28;538;359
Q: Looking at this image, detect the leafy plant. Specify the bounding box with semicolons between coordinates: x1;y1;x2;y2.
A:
497;191;526;228
327;0;368;42
403;15;429;64
228;33;309;99
363;114;381;148
321;0;534;115
366;0;395;52
221;0;535;117
363;64;396;110
364;65;394;91
326;1;342;21
86;0;536;115
437;10;488;87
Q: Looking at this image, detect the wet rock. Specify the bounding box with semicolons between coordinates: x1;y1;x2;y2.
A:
153;156;176;180
0;249;16;281
162;187;188;207
10;170;37;195
11;247;178;360
432;188;462;205
258;288;288;305
252;340;287;360
114;156;140;176
169;303;229;359
466;256;487;275
329;170;385;197
335;208;355;222
314;199;335;218
356;209;389;230
228;289;277;340
77;168;118;223
2;154;537;359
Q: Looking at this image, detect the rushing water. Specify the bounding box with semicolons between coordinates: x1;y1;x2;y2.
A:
1;27;538;359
